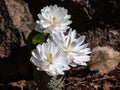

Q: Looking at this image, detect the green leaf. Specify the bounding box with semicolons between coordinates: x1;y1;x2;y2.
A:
27;30;47;52
32;33;46;45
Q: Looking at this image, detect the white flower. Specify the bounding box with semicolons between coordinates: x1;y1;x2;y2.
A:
35;5;72;33
30;41;70;76
51;29;91;67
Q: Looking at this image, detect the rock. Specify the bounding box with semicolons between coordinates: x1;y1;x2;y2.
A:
0;80;26;90
81;28;120;51
5;0;35;46
0;0;20;59
0;80;37;90
0;0;34;83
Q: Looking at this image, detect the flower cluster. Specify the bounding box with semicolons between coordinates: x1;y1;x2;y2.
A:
30;5;91;76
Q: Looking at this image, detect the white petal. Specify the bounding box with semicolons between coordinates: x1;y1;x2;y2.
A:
77;36;85;45
78;43;89;50
35;25;44;33
30;57;42;67
31;50;38;59
73;56;90;64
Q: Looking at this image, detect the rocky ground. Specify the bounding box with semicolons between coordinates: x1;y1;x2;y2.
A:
0;0;120;90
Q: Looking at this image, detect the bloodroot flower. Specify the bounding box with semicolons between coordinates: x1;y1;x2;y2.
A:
35;5;72;33
30;41;70;76
51;29;91;67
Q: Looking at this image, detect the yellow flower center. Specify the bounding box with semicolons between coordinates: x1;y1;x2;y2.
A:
51;17;57;28
47;53;53;63
64;50;71;54
67;37;71;48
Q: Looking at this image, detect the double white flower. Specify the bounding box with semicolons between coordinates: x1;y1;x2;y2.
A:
30;5;91;76
51;29;91;67
35;5;72;33
30;41;70;76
